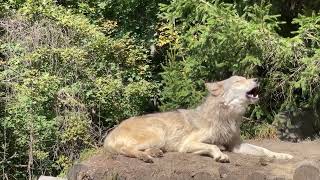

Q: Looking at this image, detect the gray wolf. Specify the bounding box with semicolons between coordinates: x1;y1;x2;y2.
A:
104;76;293;163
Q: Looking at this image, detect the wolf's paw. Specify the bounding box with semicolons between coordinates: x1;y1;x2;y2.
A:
137;153;154;163
272;152;293;160
145;148;164;158
213;152;230;163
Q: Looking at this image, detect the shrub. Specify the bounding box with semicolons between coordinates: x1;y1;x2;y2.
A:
0;1;158;178
157;0;320;133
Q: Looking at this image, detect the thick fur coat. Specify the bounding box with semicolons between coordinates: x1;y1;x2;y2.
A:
104;76;293;163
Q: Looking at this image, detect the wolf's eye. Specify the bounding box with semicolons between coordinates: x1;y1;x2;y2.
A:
235;79;245;83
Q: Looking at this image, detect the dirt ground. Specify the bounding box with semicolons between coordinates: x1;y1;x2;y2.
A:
68;139;320;180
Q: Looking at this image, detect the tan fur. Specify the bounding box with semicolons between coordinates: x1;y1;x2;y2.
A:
104;76;293;163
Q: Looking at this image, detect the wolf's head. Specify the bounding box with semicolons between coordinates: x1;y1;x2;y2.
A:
205;76;259;107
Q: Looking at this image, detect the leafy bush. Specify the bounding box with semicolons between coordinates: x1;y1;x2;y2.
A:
158;0;320;118
157;0;320;137
56;0;170;39
0;1;157;178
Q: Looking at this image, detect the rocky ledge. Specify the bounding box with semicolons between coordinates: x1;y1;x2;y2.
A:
67;140;320;180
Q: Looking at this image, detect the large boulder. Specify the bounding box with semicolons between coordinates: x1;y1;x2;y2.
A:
68;140;320;180
273;108;320;142
68;152;289;180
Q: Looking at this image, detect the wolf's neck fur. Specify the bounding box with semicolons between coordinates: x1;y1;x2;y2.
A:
178;94;247;145
190;94;247;128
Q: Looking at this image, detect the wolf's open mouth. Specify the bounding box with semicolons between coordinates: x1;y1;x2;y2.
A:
246;87;259;99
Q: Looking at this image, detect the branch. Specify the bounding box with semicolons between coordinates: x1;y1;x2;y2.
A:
0;153;18;164
199;0;213;7
28;122;34;180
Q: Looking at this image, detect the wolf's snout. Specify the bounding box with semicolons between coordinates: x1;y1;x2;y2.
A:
251;78;260;87
252;78;258;83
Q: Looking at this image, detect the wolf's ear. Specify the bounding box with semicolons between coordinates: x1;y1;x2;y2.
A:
205;82;224;96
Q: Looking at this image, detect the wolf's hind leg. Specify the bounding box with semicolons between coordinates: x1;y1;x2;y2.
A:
120;147;154;163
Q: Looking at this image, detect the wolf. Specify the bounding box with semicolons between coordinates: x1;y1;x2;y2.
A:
104;76;293;163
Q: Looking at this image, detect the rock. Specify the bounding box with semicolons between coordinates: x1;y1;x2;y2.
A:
219;166;230;178
38;176;67;180
68;163;91;180
288;133;297;139
235;162;241;166
222;175;238;180
258;157;272;166
293;160;320;180
66;141;320;180
170;171;191;180
156;175;171;180
91;169;125;180
193;172;215;180
274;109;320;141
247;172;266;180
271;176;286;180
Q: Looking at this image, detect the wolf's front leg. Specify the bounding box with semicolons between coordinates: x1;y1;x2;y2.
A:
232;143;293;159
179;142;229;162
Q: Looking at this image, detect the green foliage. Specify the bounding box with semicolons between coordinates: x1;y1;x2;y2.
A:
158;0;320;117
0;1;157;178
56;0;170;39
160;49;206;111
157;0;320;139
240;119;277;139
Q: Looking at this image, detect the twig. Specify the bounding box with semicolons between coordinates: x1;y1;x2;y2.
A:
199;0;213;7
0;153;18;164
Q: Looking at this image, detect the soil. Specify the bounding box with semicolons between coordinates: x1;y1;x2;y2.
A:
68;139;320;180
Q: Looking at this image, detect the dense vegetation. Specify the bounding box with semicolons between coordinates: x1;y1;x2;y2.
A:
0;0;319;179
